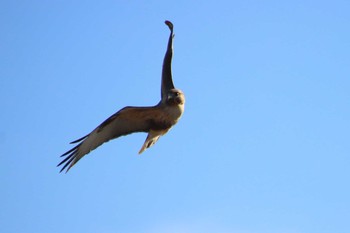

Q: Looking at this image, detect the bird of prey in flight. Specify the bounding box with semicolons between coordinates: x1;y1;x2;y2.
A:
58;20;185;173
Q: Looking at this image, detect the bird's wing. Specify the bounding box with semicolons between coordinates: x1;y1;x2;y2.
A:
161;20;175;101
58;106;160;173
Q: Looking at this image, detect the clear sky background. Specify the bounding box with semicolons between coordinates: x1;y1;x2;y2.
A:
1;1;350;233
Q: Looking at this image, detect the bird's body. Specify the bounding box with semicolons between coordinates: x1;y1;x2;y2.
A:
58;20;184;173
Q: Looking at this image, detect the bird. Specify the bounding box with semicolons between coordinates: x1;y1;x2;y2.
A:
57;20;185;173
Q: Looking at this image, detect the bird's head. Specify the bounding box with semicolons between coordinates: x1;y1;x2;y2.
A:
166;89;185;106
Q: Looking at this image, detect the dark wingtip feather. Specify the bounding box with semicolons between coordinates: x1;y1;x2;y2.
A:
60;145;77;157
70;135;88;144
165;20;173;31
58;144;80;173
57;152;74;167
59;155;76;173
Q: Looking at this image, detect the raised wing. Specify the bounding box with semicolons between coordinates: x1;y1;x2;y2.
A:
161;20;175;101
58;106;159;173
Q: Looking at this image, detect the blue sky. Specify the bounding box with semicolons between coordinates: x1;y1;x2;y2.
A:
1;1;350;233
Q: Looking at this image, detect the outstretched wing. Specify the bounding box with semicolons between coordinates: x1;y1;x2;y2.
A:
161;20;175;101
58;106;159;173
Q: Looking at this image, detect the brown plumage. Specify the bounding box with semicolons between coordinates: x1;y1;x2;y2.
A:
58;20;185;173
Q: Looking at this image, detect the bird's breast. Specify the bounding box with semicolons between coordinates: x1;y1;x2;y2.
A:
150;104;184;131
164;103;184;121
